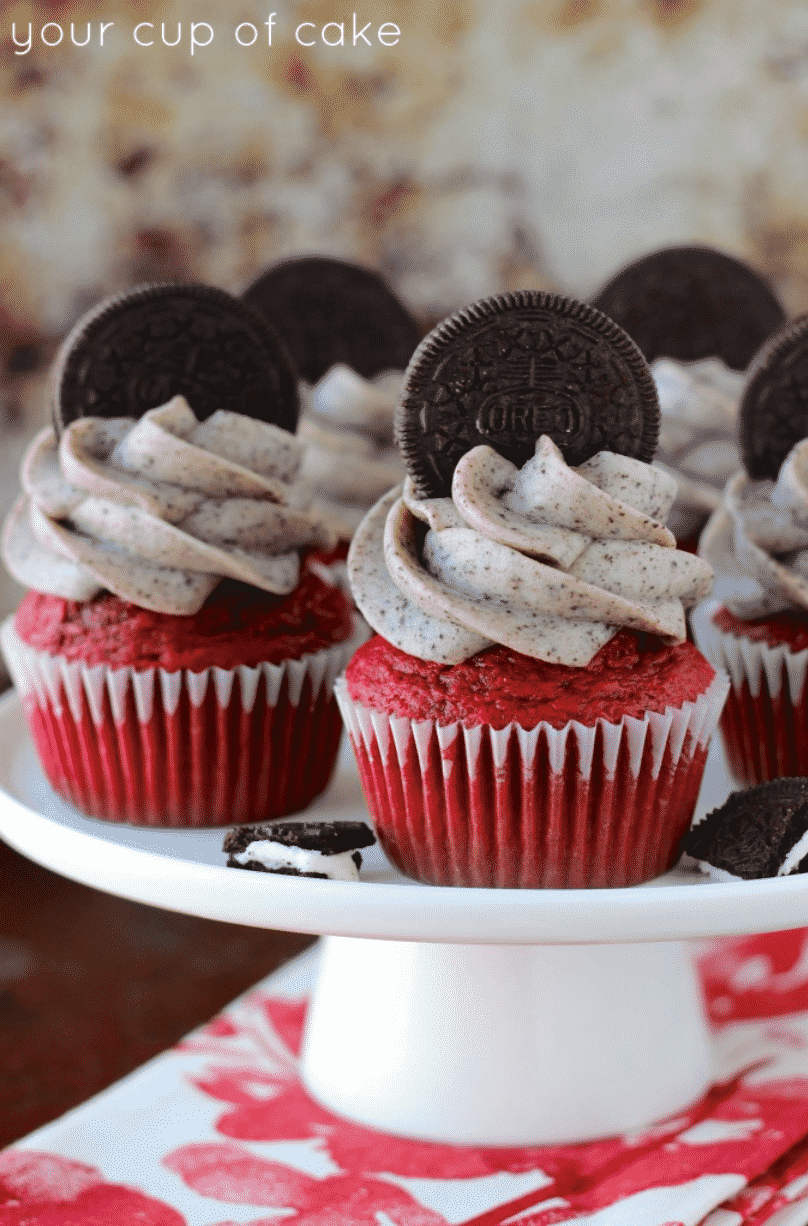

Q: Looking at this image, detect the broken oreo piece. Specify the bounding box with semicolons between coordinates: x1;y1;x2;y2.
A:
224;820;376;880
591;246;785;372
53;283;300;434
396;290;660;499
739;312;808;480
682;777;808;881
242;256;421;383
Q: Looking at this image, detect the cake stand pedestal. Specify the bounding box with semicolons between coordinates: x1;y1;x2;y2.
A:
0;690;801;1147
302;936;711;1145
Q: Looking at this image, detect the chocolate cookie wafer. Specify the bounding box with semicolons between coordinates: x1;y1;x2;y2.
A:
739;312;808;479
396;290;659;499
242;256;421;383
53;283;299;433
224;820;376;880
592;246;785;371
683;777;808;880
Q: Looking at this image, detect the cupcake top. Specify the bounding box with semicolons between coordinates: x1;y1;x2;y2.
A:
1;285;336;616
349;292;713;667
297;364;406;541
652;357;745;540
701;314;808;619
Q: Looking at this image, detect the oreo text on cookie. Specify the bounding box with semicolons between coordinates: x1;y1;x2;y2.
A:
475;387;582;446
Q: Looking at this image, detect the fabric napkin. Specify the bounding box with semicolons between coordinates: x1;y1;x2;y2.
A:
4;931;808;1226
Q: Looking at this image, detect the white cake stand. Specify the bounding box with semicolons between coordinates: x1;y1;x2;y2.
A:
0;689;804;1147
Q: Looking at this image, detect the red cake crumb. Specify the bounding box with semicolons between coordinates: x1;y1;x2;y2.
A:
15;568;353;671
346;630;715;730
713;605;808;653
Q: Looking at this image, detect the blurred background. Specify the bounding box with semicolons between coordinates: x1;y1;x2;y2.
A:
3;0;808;618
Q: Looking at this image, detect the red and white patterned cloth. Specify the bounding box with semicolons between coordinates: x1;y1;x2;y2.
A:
5;932;808;1226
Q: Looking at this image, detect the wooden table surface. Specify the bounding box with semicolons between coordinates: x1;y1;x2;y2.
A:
0;831;314;1148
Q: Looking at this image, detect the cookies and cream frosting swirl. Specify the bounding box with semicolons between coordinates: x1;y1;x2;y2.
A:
298;364;405;540
652;357;745;539
349;436;713;666
700;438;808;619
2;395;336;615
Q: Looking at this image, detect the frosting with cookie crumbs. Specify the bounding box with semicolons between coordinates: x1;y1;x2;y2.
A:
298;364;405;540
348;435;713;666
2;395;336;616
700;437;808;620
652;357;745;540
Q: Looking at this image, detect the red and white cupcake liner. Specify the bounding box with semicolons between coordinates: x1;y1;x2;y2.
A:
694;607;808;786
2;618;355;827
336;673;729;888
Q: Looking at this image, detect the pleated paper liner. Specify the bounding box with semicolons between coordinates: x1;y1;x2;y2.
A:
694;605;808;787
336;672;729;888
2;618;355;827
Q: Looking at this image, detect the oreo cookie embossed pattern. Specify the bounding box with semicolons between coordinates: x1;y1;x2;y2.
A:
54;283;300;433
396;291;659;498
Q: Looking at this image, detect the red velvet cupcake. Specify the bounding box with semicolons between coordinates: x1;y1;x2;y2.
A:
343;632;719;888
696;312;808;787
1;285;357;826
3;572;353;826
337;291;727;888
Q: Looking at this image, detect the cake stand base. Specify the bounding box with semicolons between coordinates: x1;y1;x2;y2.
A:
300;935;713;1146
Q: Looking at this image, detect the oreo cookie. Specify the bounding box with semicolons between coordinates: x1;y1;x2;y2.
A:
396;290;659;499
242;256;421;383
53;283;300;434
682;777;808;880
224;820;376;879
739;313;808;479
591;246;785;371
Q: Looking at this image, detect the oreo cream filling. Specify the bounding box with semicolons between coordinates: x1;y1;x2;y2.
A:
224;820;376;881
233;841;363;881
